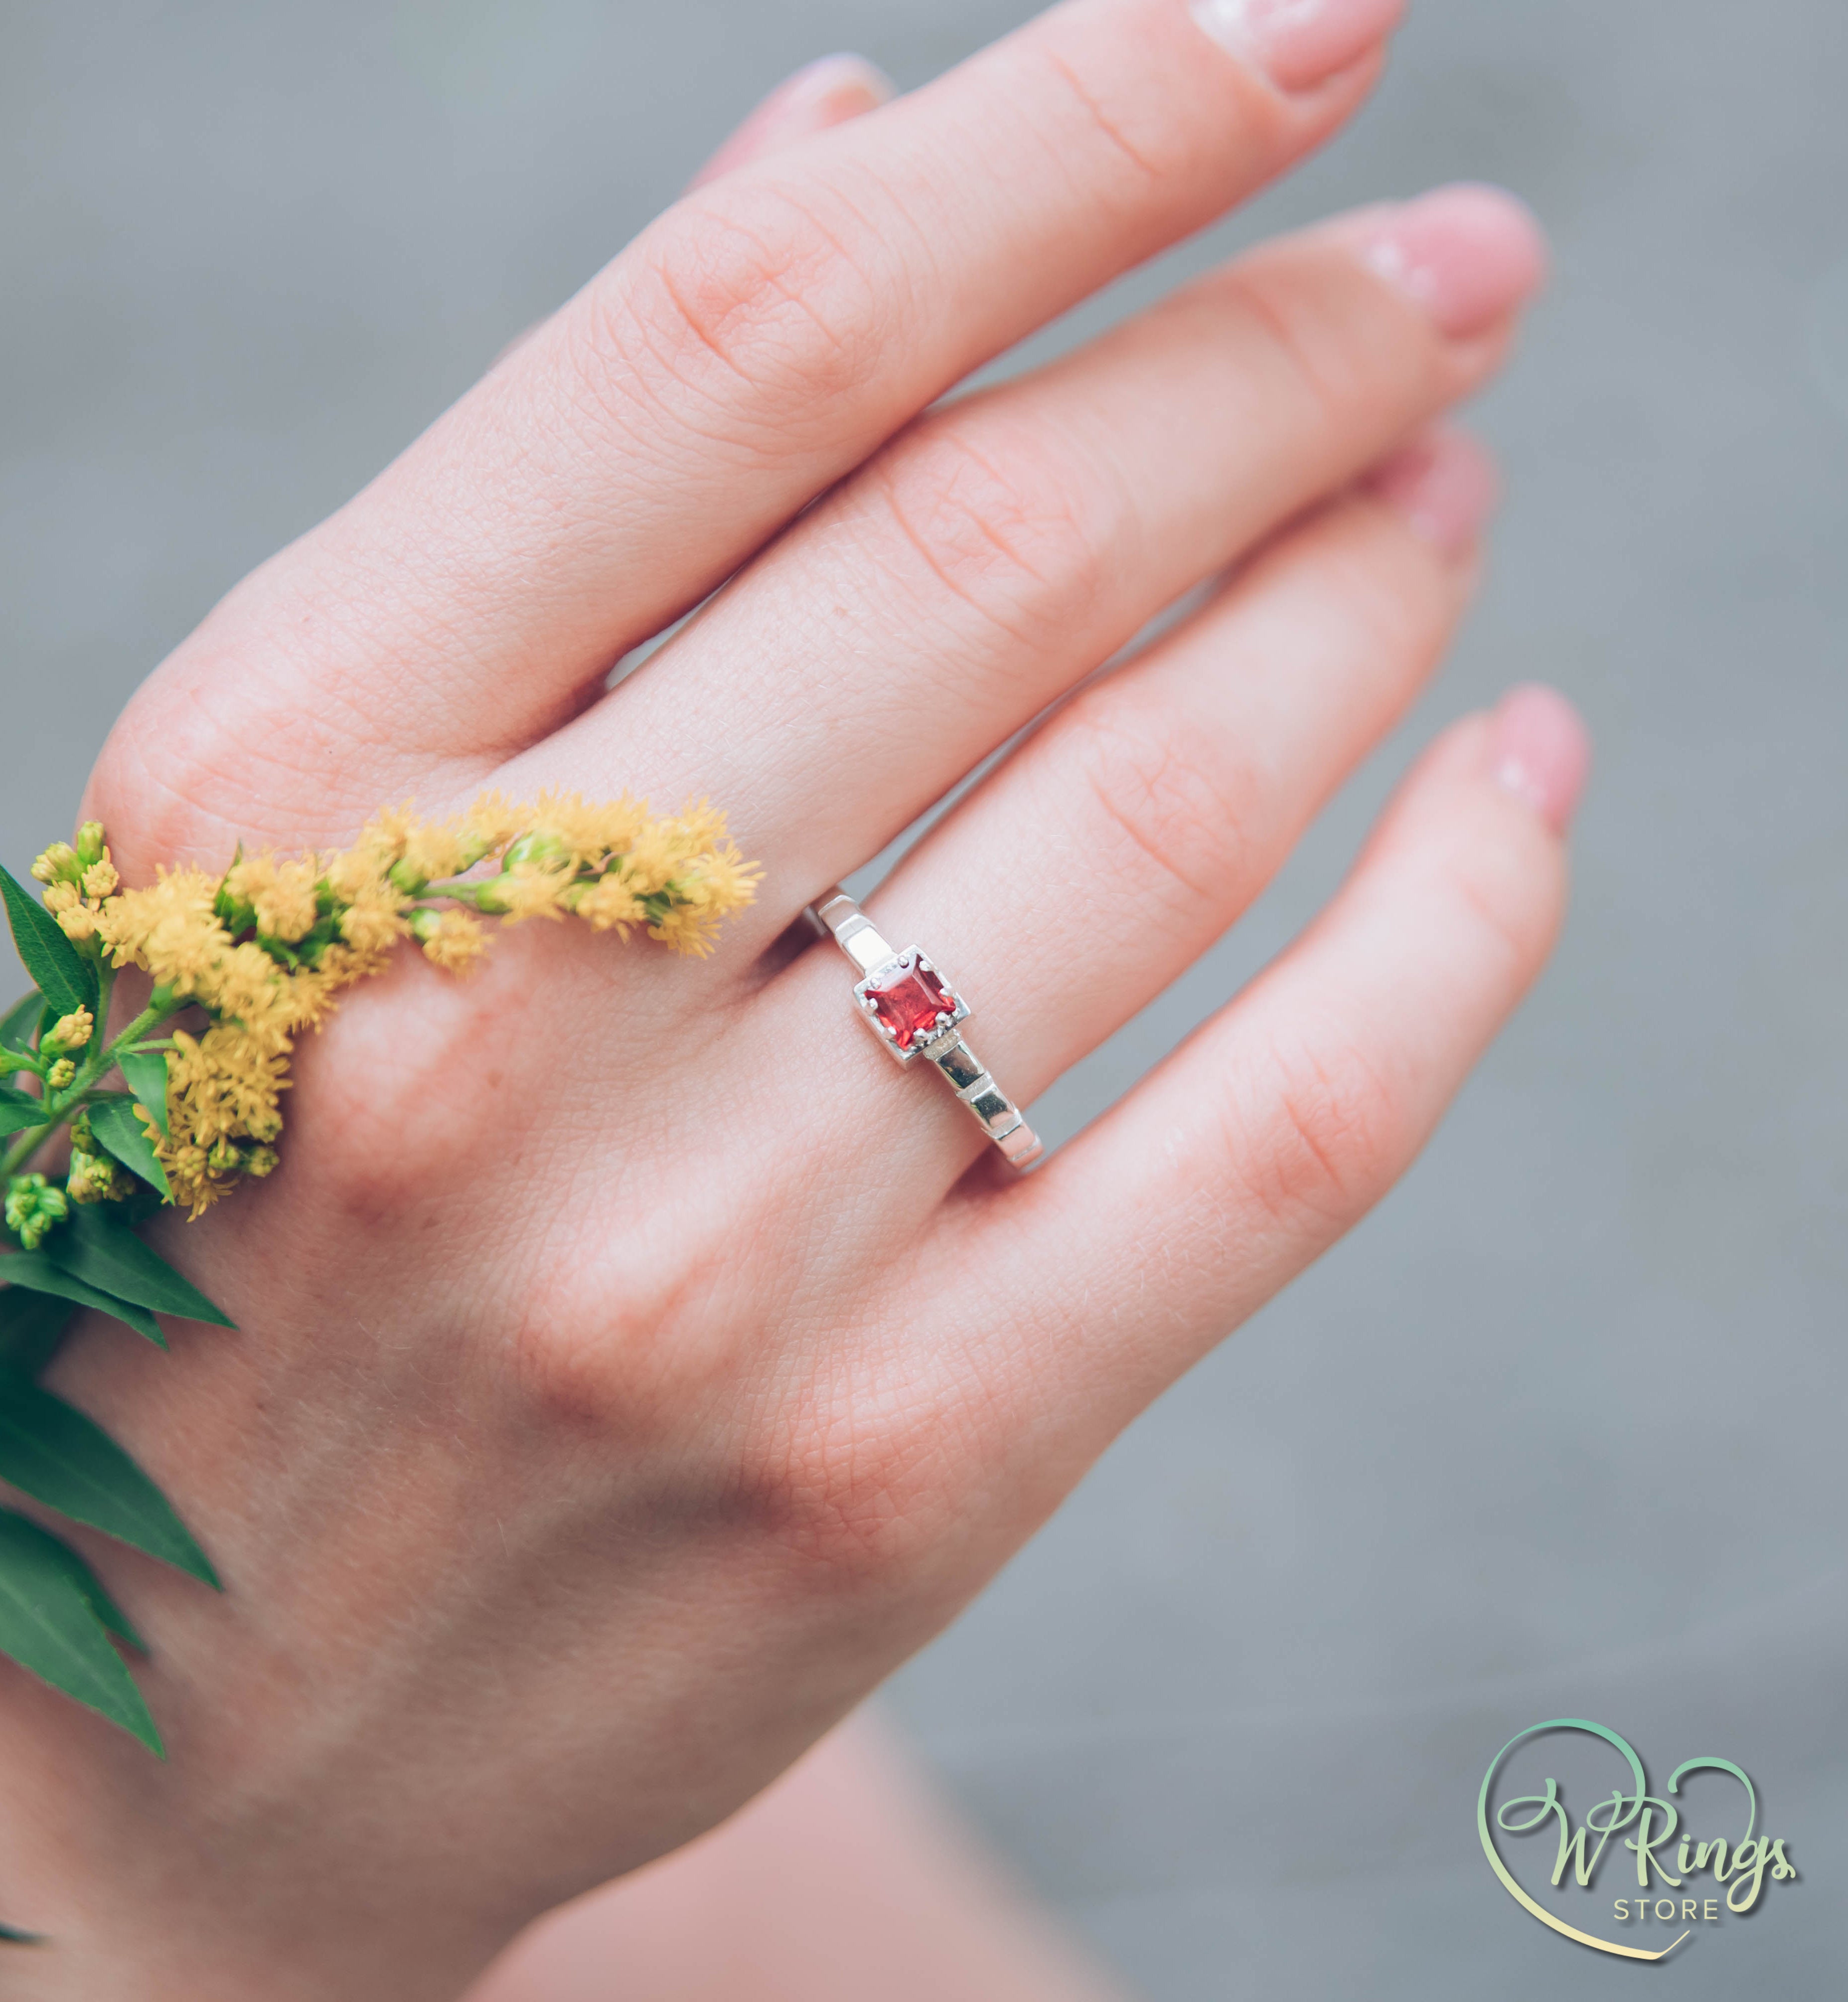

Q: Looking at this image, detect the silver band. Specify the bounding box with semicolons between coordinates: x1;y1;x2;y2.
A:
806;889;1044;1170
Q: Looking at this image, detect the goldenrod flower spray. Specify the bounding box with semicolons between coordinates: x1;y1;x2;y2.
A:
0;795;755;1783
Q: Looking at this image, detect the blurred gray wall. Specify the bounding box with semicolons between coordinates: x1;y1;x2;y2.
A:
4;2;1846;1995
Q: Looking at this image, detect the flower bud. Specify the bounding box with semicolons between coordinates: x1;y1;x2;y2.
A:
207;1138;243;1175
5;1172;70;1250
74;822;107;866
67;1151;131;1206
501;831;566;872
81;858;120;899
45;1058;76;1090
44;1006;93;1053
30;842;79;885
244;1146;280;1178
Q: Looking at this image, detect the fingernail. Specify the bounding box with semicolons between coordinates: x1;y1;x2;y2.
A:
1189;0;1405;96
1365;429;1500;560
693;54;894;187
1486;685;1590;835
1331;183;1549;339
775;52;895;122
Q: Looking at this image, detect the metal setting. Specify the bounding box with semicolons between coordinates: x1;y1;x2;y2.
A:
807;888;1044;1170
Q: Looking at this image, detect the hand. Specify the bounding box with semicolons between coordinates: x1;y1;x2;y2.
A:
0;2;1584;1995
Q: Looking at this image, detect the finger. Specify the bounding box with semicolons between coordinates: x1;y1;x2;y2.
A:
959;685;1589;1448
491;58;896;374
689;56;895;189
526;187;1542;921
759;425;1495;1192
106;0;1406;853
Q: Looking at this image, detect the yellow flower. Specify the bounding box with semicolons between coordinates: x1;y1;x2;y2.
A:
321;845;388;904
226;853;321;942
574;875;646;934
81;857;119;899
338;883;410;957
526;788;650;867
397;821;467;886
43;881;79;914
414;909;486;973
675;840;761;914
462;791;524;856
352;802;423;870
649;904;725;957
161;1025;290;1155
56;902;98;943
484;865;574;923
96;867;228;995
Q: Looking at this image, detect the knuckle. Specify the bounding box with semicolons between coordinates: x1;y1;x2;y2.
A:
580;180;905;444
871;415;1117;655
1062;697;1252;912
734;1359;974;1592
1237;1030;1404;1234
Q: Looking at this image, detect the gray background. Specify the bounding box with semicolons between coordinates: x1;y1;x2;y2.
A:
3;0;1844;1994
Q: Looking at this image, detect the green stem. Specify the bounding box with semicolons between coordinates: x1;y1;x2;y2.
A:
0;1124;50;1181
418;878;497;910
4;994;180;1181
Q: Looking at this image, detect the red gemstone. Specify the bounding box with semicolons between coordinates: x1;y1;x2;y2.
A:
864;956;956;1050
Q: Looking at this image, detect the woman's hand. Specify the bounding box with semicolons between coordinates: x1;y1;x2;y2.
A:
0;1;1583;1995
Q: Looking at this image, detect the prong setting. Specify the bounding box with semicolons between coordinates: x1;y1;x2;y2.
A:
808;890;1042;1171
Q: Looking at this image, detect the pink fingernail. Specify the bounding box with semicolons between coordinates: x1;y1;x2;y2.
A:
1332;183;1549;339
1365;429;1500;559
692;54;894;187
1486;685;1590;834
1189;0;1405;96
776;52;895;122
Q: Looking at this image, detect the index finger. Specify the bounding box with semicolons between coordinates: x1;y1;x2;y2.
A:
111;0;1405;855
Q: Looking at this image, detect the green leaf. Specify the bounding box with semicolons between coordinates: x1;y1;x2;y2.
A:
86;1097;170;1203
0;1255;164;1348
116;1048;170;1138
0;1288;74;1376
0;1379;218;1587
0;1084;47;1139
0;868;95;1020
0;991;42;1056
29;1518;147;1652
44;1206;232;1329
0;1508;161;1753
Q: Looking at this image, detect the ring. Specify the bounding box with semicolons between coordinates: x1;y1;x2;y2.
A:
806;888;1044;1170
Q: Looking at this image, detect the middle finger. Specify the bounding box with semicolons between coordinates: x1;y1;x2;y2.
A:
516;186;1543;934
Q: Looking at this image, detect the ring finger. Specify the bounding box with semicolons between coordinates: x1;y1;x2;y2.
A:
765;425;1497;1185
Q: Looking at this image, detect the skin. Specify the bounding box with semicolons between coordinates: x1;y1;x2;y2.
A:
0;4;1589;1997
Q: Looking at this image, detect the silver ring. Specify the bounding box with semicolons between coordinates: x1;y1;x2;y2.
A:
806;888;1044;1171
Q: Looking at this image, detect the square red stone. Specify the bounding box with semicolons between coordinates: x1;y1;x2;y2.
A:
862;955;957;1051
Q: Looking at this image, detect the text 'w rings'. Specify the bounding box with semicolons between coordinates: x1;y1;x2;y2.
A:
806;889;1044;1170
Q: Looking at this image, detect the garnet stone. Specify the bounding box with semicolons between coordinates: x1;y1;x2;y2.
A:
862;954;958;1052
